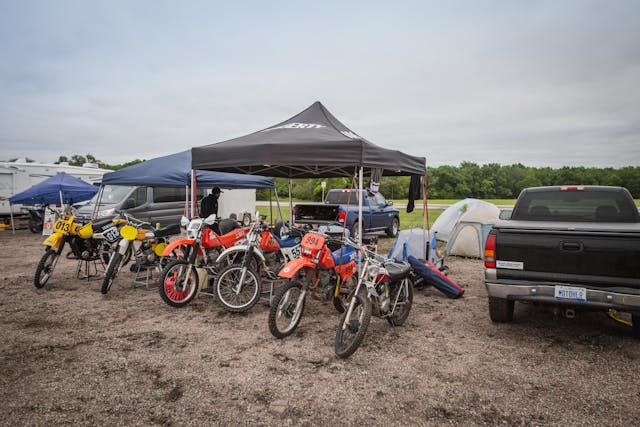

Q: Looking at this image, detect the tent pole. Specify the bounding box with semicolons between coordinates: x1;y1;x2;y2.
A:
92;185;104;219
358;167;363;245
10;203;15;234
273;187;284;223
191;169;196;218
184;185;189;218
269;188;273;227
288;178;293;225
59;190;64;209
423;168;429;260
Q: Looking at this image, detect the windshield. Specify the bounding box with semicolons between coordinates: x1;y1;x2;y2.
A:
89;185;134;205
325;190;362;205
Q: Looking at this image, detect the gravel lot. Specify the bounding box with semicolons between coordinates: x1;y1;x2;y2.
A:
1;229;638;426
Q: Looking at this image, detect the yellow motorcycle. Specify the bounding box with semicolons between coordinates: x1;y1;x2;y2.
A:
34;208;123;288
101;214;181;294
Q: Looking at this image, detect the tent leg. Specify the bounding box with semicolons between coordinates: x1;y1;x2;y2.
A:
273;187;284;224
10;203;15;234
358;168;363;245
288;178;293;225
92;186;104;219
269;189;273;227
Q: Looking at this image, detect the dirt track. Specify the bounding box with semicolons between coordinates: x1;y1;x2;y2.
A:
1;229;638;426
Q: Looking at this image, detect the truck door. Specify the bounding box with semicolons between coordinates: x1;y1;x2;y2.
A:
370;192;390;230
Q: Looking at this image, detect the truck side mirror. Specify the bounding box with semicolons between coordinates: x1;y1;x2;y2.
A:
121;198;135;210
387;201;393;206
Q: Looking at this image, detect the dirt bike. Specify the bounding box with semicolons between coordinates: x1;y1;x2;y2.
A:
101;213;181;295
268;230;359;339
34;207;122;288
213;220;304;312
158;215;249;308
334;237;414;358
26;207;44;233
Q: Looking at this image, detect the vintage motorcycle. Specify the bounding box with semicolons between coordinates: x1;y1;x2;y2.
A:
213;220;304;313
34;207;122;288
334;238;414;358
268;230;359;339
101;213;181;295
158;215;249;308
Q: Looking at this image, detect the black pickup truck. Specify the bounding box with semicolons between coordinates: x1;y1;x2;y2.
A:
484;185;640;337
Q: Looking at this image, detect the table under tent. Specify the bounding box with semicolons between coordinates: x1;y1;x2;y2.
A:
190;101;430;259
97;150;275;287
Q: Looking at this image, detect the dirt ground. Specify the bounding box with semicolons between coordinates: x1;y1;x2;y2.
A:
1;229;638;426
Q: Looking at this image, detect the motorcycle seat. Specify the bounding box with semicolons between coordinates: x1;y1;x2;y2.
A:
218;218;241;235
155;223;181;238
93;216;117;229
386;262;412;281
275;235;301;248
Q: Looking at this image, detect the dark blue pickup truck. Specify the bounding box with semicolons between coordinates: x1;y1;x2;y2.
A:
293;189;400;238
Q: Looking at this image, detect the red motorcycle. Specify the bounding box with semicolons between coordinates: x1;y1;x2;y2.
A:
268;231;359;338
158;215;249;308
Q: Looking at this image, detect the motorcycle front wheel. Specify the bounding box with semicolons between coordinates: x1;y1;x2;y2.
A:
101;252;123;295
268;280;306;339
335;292;372;359
215;263;261;313
34;248;59;288
387;278;414;326
158;260;199;308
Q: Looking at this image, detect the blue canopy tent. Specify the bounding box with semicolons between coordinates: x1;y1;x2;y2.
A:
10;172;99;205
8;172;99;233
101;150;274;189
98;150;274;219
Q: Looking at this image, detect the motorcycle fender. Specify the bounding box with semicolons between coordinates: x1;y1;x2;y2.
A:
161;239;201;257
117;238;131;255
216;245;266;264
43;233;63;250
278;258;315;279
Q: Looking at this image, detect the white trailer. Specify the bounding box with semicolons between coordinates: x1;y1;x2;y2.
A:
214;189;257;226
0;160;111;220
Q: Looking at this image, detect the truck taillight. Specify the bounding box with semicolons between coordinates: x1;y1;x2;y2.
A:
560;186;585;191
337;210;346;223
291;209;296;224
484;233;496;268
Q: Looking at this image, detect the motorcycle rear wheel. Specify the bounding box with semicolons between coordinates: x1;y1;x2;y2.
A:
386;278;414;326
335;292;372;359
101;252;123;295
215;262;261;313
34;249;58;288
159;260;199;308
268;280;306;338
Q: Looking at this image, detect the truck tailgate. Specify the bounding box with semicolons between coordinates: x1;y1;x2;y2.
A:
495;226;640;288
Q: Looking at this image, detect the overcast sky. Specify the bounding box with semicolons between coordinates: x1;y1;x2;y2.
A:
1;1;639;168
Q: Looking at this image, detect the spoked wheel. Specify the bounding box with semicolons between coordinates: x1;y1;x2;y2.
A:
335;292;372;359
387;278;414;326
215;263;261;313
268;280;306;338
159;260;199;308
101;253;123;295
34;249;59;288
332;276;356;313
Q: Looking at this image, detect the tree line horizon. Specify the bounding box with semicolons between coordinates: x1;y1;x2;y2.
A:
48;155;640;200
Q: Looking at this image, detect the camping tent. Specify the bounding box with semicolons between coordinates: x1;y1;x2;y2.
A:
101;150;274;189
9;172;99;205
191;101;426;244
431;199;500;258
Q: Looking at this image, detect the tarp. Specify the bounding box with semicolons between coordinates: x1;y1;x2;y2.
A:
191;101;426;178
9;172;99;205
102;150;274;189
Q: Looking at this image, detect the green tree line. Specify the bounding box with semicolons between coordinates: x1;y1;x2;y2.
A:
257;162;640;200
53;155;640;199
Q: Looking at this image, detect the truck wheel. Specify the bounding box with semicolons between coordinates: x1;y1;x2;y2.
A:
632;314;640;339
350;222;360;241
386;217;399;237
488;297;514;323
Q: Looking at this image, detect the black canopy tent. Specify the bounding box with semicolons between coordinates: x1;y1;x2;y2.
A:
191;101;427;242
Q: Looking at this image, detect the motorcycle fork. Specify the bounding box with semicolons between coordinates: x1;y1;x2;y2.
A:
236;246;255;294
343;260;369;328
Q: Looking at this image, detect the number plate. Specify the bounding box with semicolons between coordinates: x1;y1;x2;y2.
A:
554;285;587;302
103;226;119;243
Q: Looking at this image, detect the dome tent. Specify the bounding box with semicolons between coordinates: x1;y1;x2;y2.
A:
431;199;500;258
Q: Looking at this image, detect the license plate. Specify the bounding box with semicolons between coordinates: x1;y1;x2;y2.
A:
554;285;587;302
